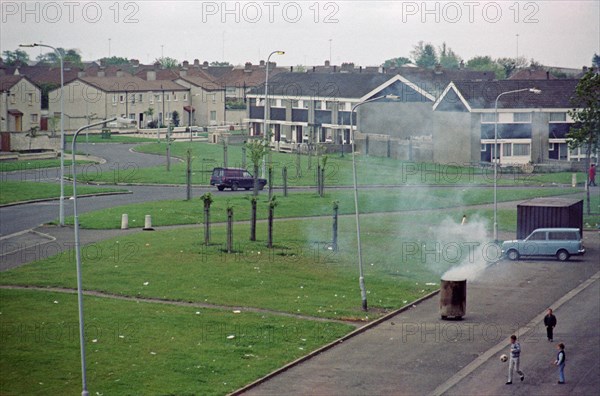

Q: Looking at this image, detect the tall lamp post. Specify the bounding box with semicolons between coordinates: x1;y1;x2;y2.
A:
493;87;541;241
262;50;285;177
20;43;65;225
71;117;134;396
351;94;398;311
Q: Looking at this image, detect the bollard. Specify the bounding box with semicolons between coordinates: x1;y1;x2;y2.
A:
572;173;577;187
121;214;129;230
143;215;154;231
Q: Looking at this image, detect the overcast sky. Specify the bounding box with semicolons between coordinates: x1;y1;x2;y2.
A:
2;1;599;69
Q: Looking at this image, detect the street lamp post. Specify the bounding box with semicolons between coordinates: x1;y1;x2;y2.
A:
351;94;398;311
493;87;541;241
71;117;134;396
20;43;65;225
262;50;285;177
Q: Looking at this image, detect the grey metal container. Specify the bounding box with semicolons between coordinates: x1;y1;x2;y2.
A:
440;279;466;319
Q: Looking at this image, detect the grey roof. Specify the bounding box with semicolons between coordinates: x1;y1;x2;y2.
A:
248;72;397;99
79;76;188;92
440;79;581;110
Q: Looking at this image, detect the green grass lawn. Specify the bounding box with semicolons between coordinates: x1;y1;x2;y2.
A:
0;158;94;172
0;181;127;205
59;187;580;229
73;140;587;187
64;134;157;144
0;288;353;396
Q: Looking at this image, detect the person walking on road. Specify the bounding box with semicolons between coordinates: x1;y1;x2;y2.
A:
544;308;557;342
506;335;525;384
554;343;566;384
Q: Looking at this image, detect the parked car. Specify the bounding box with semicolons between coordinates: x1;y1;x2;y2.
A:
210;167;267;191
502;228;585;261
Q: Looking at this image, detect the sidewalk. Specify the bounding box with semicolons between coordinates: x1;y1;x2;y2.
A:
238;231;600;395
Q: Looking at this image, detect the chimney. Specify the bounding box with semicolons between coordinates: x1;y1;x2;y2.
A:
131;59;140;67
147;70;156;81
78;71;86;78
582;66;588;72
359;66;362;73
459;60;464;69
182;60;189;68
434;63;442;74
333;65;336;72
325;60;330;67
244;62;252;72
290;66;293;72
312;66;316;72
259;60;265;67
202;61;209;69
179;69;187;77
546;71;550;80
341;62;354;73
193;59;200;68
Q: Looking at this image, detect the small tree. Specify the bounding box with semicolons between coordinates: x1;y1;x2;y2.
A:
200;193;214;245
246;140;269;196
332;200;339;251
247;195;258;241
567;69;600;215
226;203;234;253
144;107;154;127
172;110;180;127
267;196;278;248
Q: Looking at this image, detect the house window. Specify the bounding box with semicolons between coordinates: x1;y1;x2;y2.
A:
158;95;162;102
27;93;33;104
325;101;337;111
301;100;309;109
503;143;512;156
119;95;125;103
268;98;277;107
549;112;567;122
173;93;177;101
31;114;38;123
138;94;143;102
149;93;154;104
112;95;117;105
183;93;188;101
165;94;170;101
130;94;135;103
513;143;530;156
549;143;555;151
481;113;497;123
210;110;217;121
129;113;135;120
291;100;299;108
481;144;486;152
249;98;256;107
9;94;16;104
513;113;531;123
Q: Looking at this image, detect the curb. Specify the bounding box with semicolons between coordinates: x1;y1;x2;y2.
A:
229;288;441;396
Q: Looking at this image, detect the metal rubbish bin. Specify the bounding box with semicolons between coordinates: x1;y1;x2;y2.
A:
439;279;466;320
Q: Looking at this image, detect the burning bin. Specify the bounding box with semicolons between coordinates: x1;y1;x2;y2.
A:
440;279;466;320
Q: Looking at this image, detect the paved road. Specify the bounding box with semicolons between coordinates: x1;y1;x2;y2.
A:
239;231;600;396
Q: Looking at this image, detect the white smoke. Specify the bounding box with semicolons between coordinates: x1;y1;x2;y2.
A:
429;215;495;281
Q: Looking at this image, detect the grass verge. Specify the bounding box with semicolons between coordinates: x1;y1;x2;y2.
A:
0;181;127;205
0;288;353;395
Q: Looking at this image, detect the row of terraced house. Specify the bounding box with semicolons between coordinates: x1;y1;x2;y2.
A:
1;57;597;166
